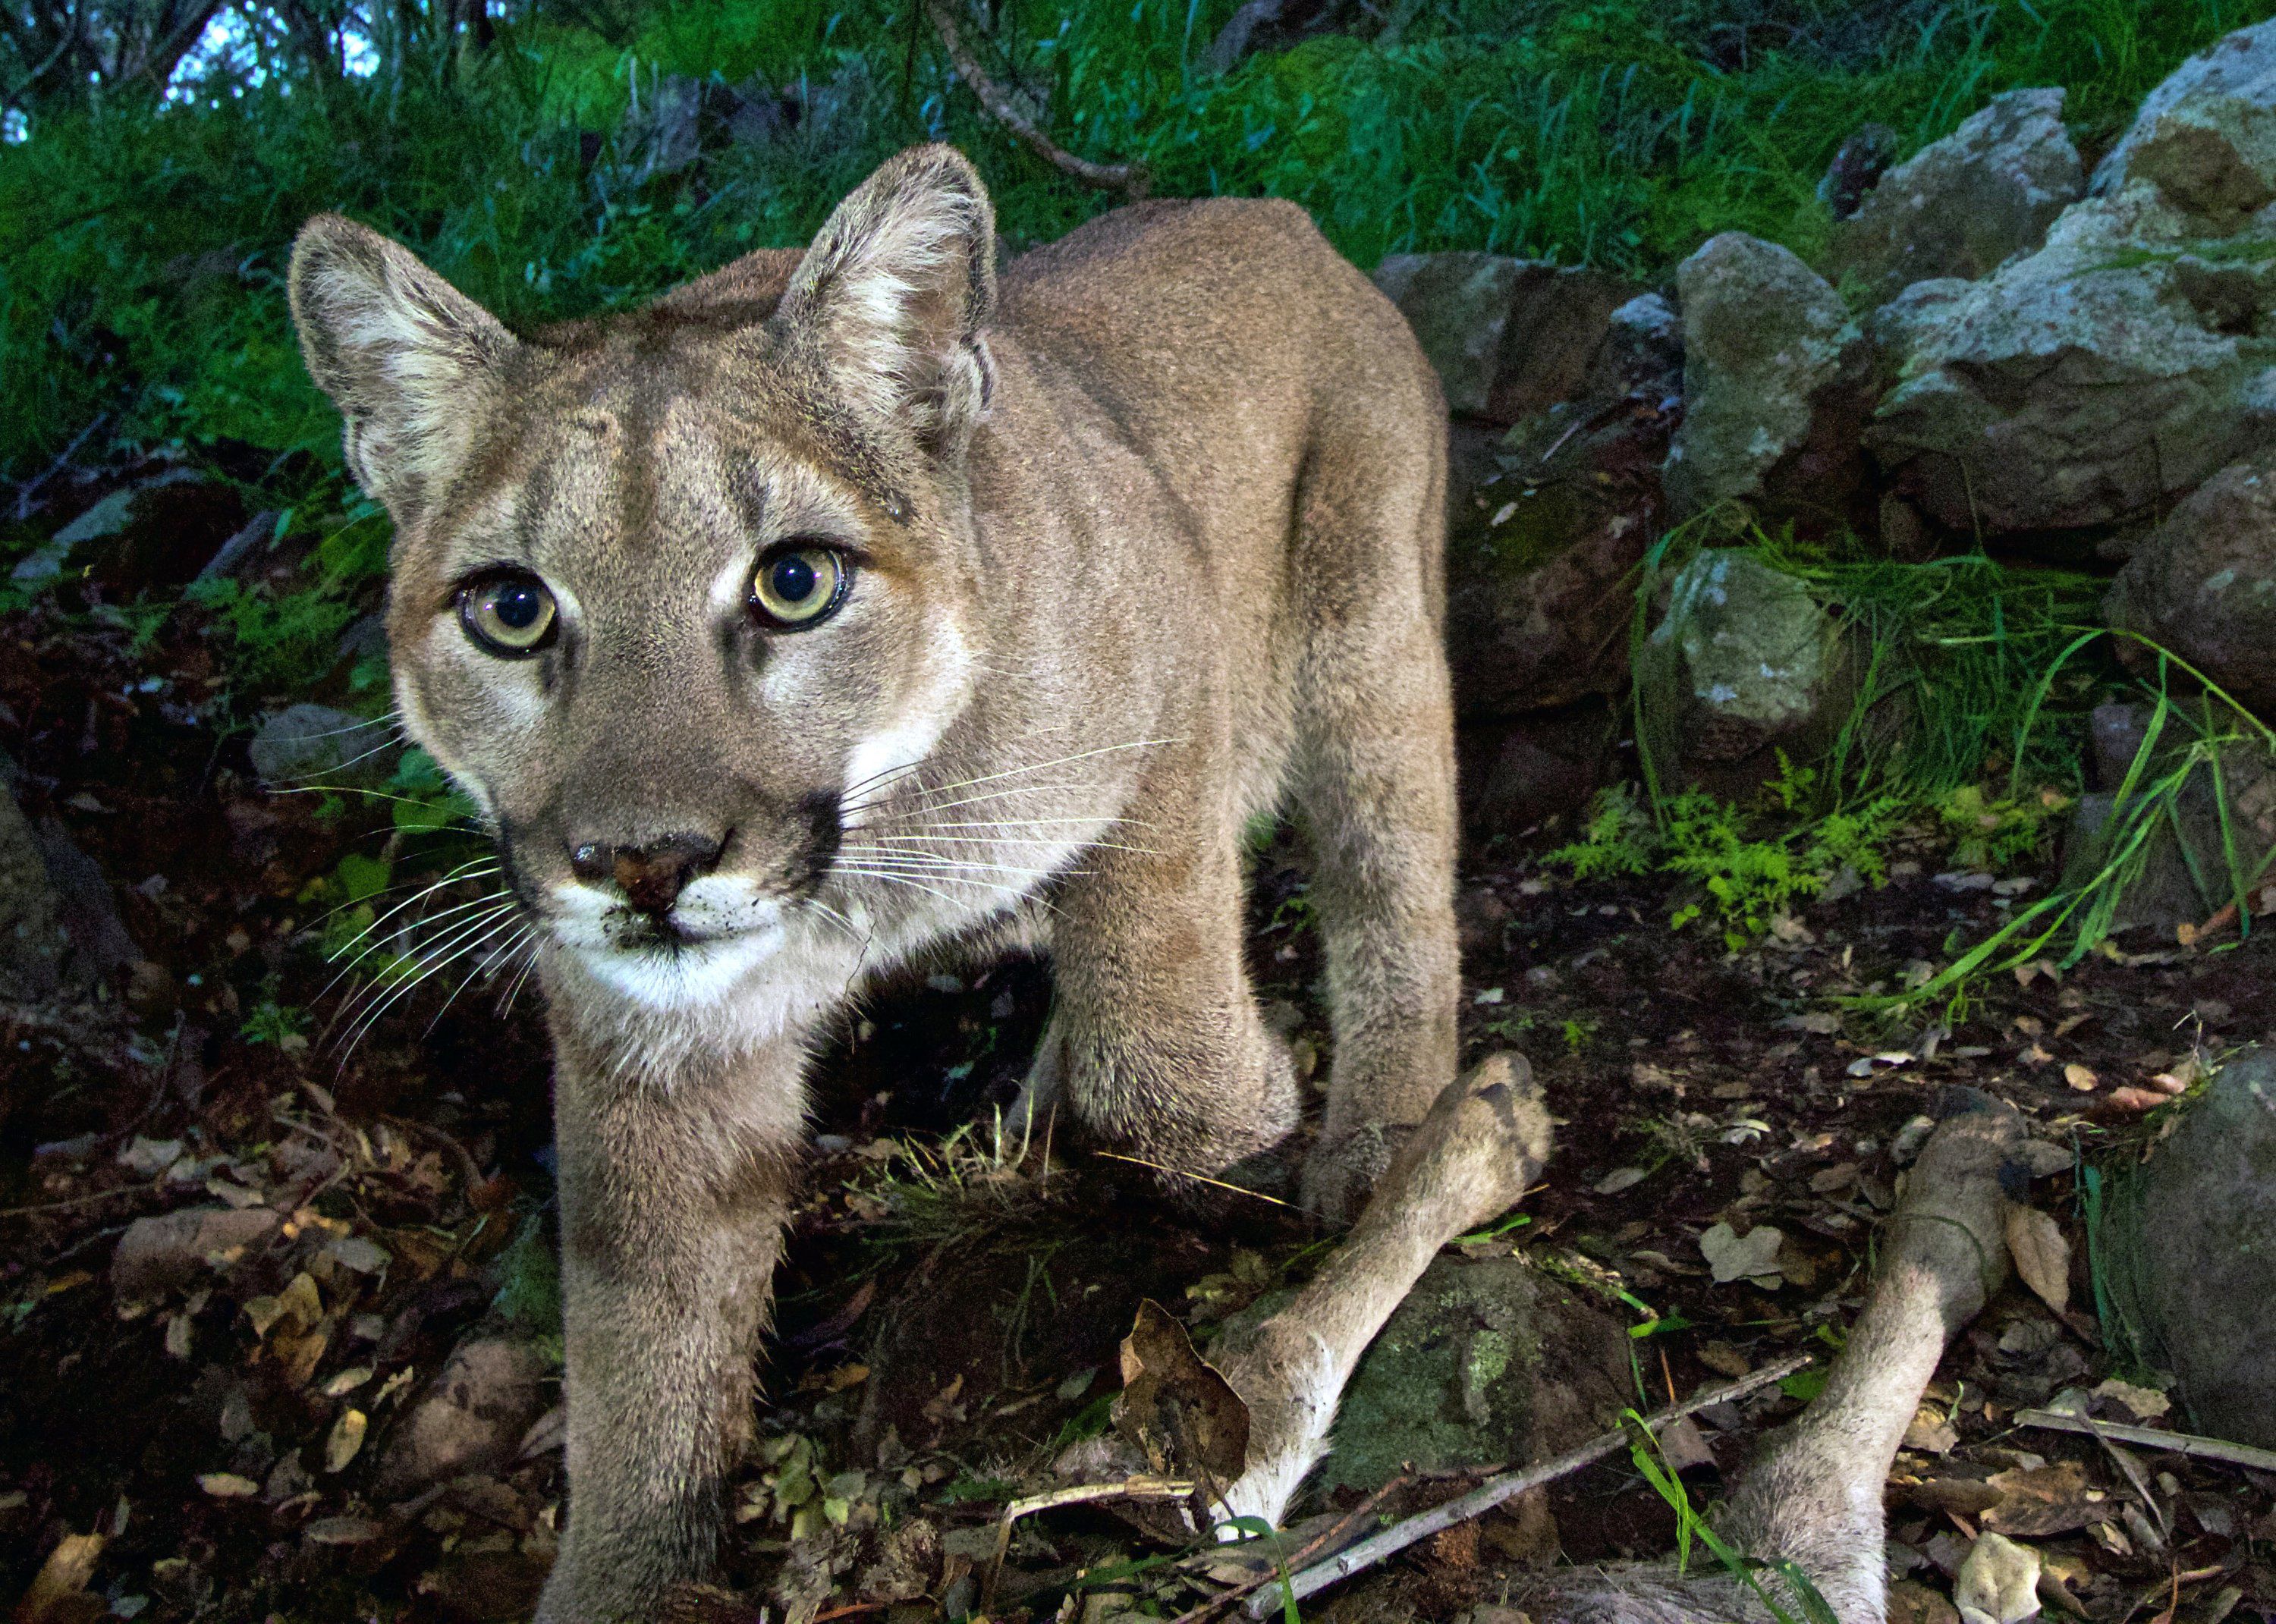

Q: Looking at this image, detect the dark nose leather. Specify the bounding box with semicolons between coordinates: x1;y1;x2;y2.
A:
568;834;724;917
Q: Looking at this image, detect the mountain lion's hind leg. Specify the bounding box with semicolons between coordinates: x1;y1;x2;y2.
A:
1292;378;1460;1222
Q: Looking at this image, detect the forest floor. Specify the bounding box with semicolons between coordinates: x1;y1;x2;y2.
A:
3;574;2274;1624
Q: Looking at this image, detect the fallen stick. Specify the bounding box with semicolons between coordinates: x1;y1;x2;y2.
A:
982;1476;1196;1611
1243;1351;1812;1619
923;0;1150;199
2013;1409;2276;1474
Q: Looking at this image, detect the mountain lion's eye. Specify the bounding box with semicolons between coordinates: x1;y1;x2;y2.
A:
750;545;848;630
457;572;558;658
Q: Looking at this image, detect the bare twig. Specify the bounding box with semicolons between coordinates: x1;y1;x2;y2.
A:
923;0;1149;199
2014;1409;2276;1475
1173;1472;1413;1624
1245;1351;1814;1618
982;1476;1196;1610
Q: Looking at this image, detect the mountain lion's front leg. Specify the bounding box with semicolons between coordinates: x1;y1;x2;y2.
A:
538;1025;804;1623
1045;789;1301;1182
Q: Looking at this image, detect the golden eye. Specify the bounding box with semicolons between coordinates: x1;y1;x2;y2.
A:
458;572;558;657
750;546;848;629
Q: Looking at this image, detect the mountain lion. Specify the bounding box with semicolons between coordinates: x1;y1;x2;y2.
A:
289;144;1460;1619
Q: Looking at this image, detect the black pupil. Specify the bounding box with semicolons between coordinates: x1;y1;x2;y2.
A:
492;581;542;630
771;554;818;604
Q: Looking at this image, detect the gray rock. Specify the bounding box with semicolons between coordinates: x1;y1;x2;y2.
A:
1278;1254;1629;1498
615;68;706;185
1867;181;2276;542
30;815;140;981
2098;1046;2276;1447
1635;550;1853;792
372;1334;551;1499
2092;19;2276;201
112;1206;283;1302
0;760;137;996
1374;253;1528;419
2106;451;2276;718
196;510;280;583
1372;253;1640;423
248;704;397;790
1828;88;2083;305
2058;721;2276;933
1444;306;1675;719
1663;232;1868;521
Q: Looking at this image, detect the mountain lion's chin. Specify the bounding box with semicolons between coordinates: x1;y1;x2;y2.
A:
572;926;787;1012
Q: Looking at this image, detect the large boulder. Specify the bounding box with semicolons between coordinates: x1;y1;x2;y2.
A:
2105;452;2276;718
1373;253;1640;423
1445;294;1678;720
2092;19;2276;200
1870;26;2276;546
2098;1047;2276;1447
1827;88;2083;305
1634;550;1853;794
1280;1254;1630;1498
1662;233;1870;524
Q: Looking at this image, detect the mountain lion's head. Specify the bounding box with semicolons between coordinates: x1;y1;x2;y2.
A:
289;146;1000;1014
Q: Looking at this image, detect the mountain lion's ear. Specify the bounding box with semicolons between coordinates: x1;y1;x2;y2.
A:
776;145;998;462
288;215;517;526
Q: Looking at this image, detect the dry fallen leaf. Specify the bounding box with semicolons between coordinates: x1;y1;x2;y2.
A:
15;1531;105;1624
1982;1462;2102;1538
1903;1403;1959;1455
325;1408;367;1473
1954;1531;2042;1624
2062;1063;2098;1092
2092;1377;2171;1423
1593;1167;1648;1195
2004;1206;2070;1315
1699;1221;1785;1287
197;1472;259;1498
304;1516;386;1547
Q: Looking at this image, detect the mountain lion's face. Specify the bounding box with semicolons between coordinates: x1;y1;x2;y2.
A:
289;156;998;1010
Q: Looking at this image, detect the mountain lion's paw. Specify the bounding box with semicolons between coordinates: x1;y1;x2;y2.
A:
1300;1120;1404;1224
1376;1052;1551;1236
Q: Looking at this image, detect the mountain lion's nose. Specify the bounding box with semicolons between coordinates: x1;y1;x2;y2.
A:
569;834;724;917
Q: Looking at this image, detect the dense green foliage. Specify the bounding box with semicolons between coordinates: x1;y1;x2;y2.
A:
5;0;2274;480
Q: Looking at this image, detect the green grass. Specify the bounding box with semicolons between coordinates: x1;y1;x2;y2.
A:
4;0;2274;482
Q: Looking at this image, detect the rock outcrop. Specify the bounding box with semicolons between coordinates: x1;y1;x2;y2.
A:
1869;23;2276;546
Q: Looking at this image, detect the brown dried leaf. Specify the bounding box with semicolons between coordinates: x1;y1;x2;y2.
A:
1982;1461;2103;1537
2003;1205;2070;1315
14;1531;105;1624
1114;1299;1249;1487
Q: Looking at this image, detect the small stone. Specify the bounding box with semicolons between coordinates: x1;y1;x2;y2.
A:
247;704;398;790
112;1207;283;1302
